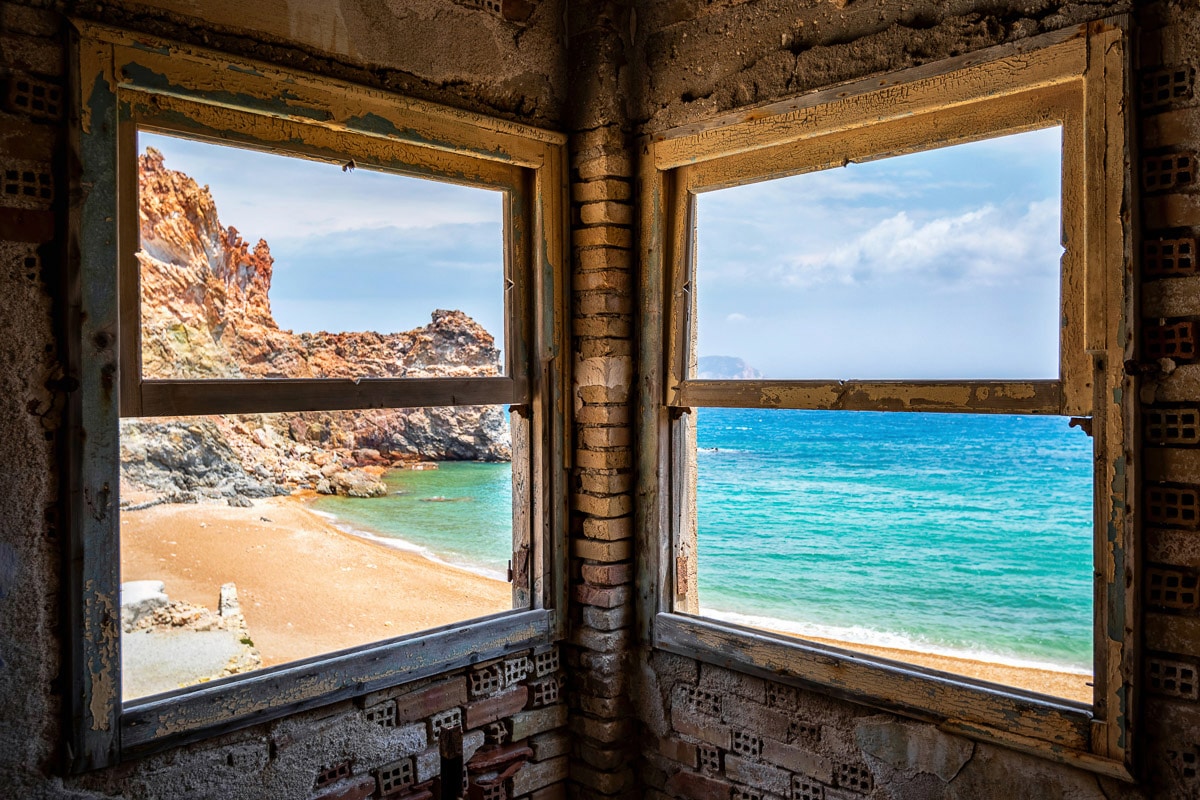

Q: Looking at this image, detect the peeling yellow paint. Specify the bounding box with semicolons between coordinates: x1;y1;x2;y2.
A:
84;581;117;731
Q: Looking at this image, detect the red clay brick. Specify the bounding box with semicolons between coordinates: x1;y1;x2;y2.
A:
580;425;632;448
578;337;634;359
580;201;634;226
574;583;630;608
666;770;732;800
574;492;633;518
577;245;632;270
465;685;528;729
573;178;632;204
577;152;633;180
575;268;632;293
574;537;633;562
573;315;632;338
575;448;632;469
311;775;376;800
582;516;632;540
575;404;630;425
573;225;633;249
576;291;634;316
394;677;468;723
581;562;632;586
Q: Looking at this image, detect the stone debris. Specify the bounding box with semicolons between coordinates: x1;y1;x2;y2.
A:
120;580;262;699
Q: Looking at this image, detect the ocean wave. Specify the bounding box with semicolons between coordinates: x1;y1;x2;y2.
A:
308;508;509;583
698;606;1091;675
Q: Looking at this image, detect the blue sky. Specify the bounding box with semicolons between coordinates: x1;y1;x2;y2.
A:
142;127;1062;381
695;126;1064;379
139;131;506;351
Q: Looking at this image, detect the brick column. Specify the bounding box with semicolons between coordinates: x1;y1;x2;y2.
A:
565;2;638;798
1136;5;1200;797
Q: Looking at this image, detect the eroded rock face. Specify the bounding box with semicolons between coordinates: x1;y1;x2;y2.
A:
122;149;510;505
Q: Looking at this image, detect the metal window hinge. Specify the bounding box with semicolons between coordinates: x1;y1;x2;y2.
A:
507;560;514;583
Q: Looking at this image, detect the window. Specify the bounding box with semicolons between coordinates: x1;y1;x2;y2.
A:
638;20;1136;778
68;23;566;769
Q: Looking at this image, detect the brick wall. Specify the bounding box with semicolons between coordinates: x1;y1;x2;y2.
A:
1137;3;1200;796
628;1;1198;799
0;2;570;798
565;2;638;798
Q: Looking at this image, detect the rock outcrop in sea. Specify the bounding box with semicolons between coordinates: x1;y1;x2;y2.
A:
698;355;763;380
121;148;510;507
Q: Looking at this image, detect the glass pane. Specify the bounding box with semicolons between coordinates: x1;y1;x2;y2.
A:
119;406;516;701
694;127;1063;380
691;408;1094;702
137;131;506;380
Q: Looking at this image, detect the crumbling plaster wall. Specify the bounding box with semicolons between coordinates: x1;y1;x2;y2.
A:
629;1;1200;799
0;1;570;798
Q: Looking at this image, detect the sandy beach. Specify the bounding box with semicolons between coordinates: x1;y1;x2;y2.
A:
120;495;511;670
783;632;1091;704
121;495;1091;704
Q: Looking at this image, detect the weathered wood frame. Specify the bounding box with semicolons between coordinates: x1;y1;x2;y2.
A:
637;20;1138;779
67;22;569;771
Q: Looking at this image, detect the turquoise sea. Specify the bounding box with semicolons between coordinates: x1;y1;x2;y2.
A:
310;408;1094;673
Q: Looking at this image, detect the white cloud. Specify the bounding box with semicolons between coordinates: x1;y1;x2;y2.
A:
773;198;1061;289
725;312;747;322
142;132;501;245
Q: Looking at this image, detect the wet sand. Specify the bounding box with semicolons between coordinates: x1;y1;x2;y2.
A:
122;496;1091;704
120;495;511;670
779;631;1091;704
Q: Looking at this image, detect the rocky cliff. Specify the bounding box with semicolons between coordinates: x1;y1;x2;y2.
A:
121;149;510;506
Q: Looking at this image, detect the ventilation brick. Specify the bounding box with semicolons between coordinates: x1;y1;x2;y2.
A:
454;0;503;14
731;730;763;759
1143;153;1195;192
479;720;508;745
4;75;62;120
837;763;873;793
470;664;504;698
1145;237;1197;278
528;676;560;708
364;700;398;728
315;760;353;789
430;708;463;742
503;656;531;686
788;720;821;747
1171;745;1200;784
1145;321;1198;360
698;745;722;774
732;786;762;800
478;781;507;800
766;684;798;709
533;647;560;677
1;162;52;205
682;685;722;717
1146;409;1200;445
1141;65;1196;108
376;758;416;795
1146;486;1200;529
1149;657;1200;700
1147;566;1200;610
791;775;825;800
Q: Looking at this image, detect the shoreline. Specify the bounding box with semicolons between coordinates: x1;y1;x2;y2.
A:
121;494;1091;704
304;500;510;584
702;609;1092;703
120;494;511;675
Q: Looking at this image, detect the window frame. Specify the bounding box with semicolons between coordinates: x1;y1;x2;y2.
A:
67;22;568;771
636;19;1138;779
